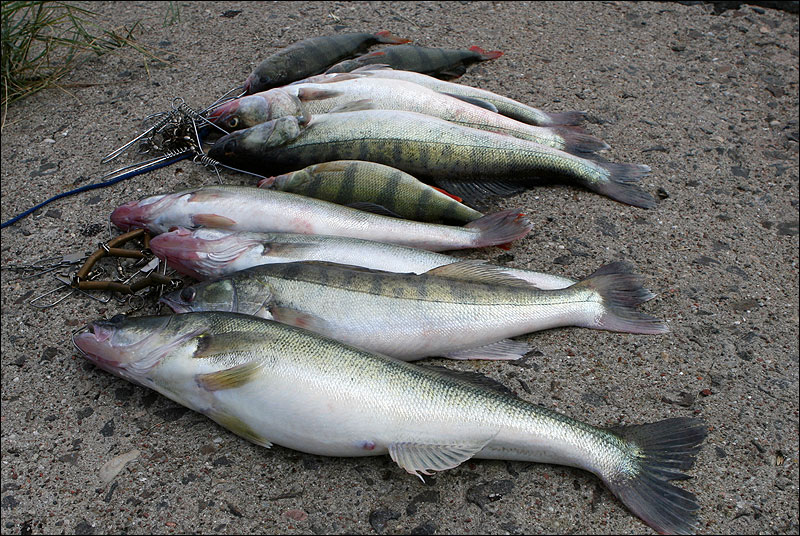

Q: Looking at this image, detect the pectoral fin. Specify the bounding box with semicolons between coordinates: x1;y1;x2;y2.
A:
270;306;331;334
192;213;237;228
329;99;375;113
389;436;495;478
347;202;403;218
196;362;262;391
296;87;343;101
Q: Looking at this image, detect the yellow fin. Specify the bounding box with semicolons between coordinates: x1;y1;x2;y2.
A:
196;362;261;391
207;409;272;448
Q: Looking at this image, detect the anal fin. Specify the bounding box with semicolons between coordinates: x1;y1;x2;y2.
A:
440;338;532;361
206;408;273;448
389;435;496;479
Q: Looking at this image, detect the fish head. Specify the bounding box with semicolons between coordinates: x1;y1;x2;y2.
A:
73;314;204;387
150;227;263;279
110;193;176;232
208;115;305;164
208;91;303;133
160;272;274;318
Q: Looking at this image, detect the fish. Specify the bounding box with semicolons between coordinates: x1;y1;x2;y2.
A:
73;310;706;535
257;160;485;224
340;65;586;127
159;260;667;362
207;111;655;209
325;45;503;79
209;76;609;155
109;185;532;252
244;31;410;94
149;227;578;290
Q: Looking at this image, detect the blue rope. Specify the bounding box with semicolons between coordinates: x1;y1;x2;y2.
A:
1;152;193;229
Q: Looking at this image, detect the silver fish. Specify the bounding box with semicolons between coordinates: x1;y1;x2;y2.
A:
160;260;666;361
110;185;532;252
73;311;706;535
148;227;577;289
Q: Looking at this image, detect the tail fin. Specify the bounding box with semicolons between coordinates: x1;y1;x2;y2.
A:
543;110;586;126
465;208;532;248
573;262;667;334
552;126;610;154
468;45;504;61
604;418;707;535
582;162;656;209
374;31;412;44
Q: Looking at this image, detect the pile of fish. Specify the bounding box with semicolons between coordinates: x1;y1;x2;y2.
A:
73;32;705;535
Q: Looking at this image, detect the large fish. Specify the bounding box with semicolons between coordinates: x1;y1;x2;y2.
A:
73;311;706;535
209;76;608;155
110;185;531;252
324;44;503;79
244;31;410;94
160;260;666;361
207;112;655;209
340;65;586;127
258;160;484;224
149;227;578;290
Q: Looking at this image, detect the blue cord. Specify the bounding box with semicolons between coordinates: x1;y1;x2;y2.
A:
1;152;193;229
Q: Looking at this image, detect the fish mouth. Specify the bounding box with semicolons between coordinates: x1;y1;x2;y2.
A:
149;229;205;279
72;322;126;371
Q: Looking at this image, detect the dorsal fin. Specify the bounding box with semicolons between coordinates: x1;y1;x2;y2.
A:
426;260;538;288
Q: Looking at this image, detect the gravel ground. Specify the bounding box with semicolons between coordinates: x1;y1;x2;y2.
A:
1;2;798;534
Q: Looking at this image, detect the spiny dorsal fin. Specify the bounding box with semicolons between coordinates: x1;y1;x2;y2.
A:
426;260;539;289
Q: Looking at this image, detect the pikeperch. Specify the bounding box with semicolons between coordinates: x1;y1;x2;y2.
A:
74;311;706;535
209;77;608;155
345;66;586;126
244;31;410;94
160;260;667;361
325;44;502;78
149;227;578;290
110;185;531;252
207;112;656;209
258;160;485;224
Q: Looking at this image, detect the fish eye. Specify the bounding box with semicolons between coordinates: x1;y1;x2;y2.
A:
109;314;127;324
180;287;196;303
223;139;237;155
228;117;239;128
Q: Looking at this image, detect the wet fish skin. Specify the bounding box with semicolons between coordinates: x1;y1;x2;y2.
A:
344;66;586;127
325;44;503;79
210;77;608;154
160;260;666;361
110;185;532;252
259;160;485;224
149;227;578;290
208;111;655;209
73;311;706;535
245;31;410;94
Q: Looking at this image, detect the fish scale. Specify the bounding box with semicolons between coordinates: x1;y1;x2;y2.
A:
74;311;706;535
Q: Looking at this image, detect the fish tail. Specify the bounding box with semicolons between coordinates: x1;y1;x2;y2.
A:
581;161;656;209
552;126;610;154
465;208;532;248
603;418;707;535
573;262;667;334
468;45;503;61
542;110;586;126
374;30;412;44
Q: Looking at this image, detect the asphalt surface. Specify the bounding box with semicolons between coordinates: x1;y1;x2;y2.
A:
1;2;798;534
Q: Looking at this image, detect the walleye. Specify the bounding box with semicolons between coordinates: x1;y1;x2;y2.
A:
325;45;503;78
110;185;531;252
244;31;410;94
74;311;706;535
160;260;666;361
344;65;586;127
150;227;578;290
258;160;484;224
207;112;655;209
209;76;608;154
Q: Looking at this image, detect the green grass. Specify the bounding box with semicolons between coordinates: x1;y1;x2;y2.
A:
1;1;165;115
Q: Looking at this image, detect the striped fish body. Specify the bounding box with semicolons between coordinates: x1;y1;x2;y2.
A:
245;31;410;93
261;160;484;224
208;111;655;208
325;45;502;78
161;261;667;361
149;227;577;289
74;311;705;535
